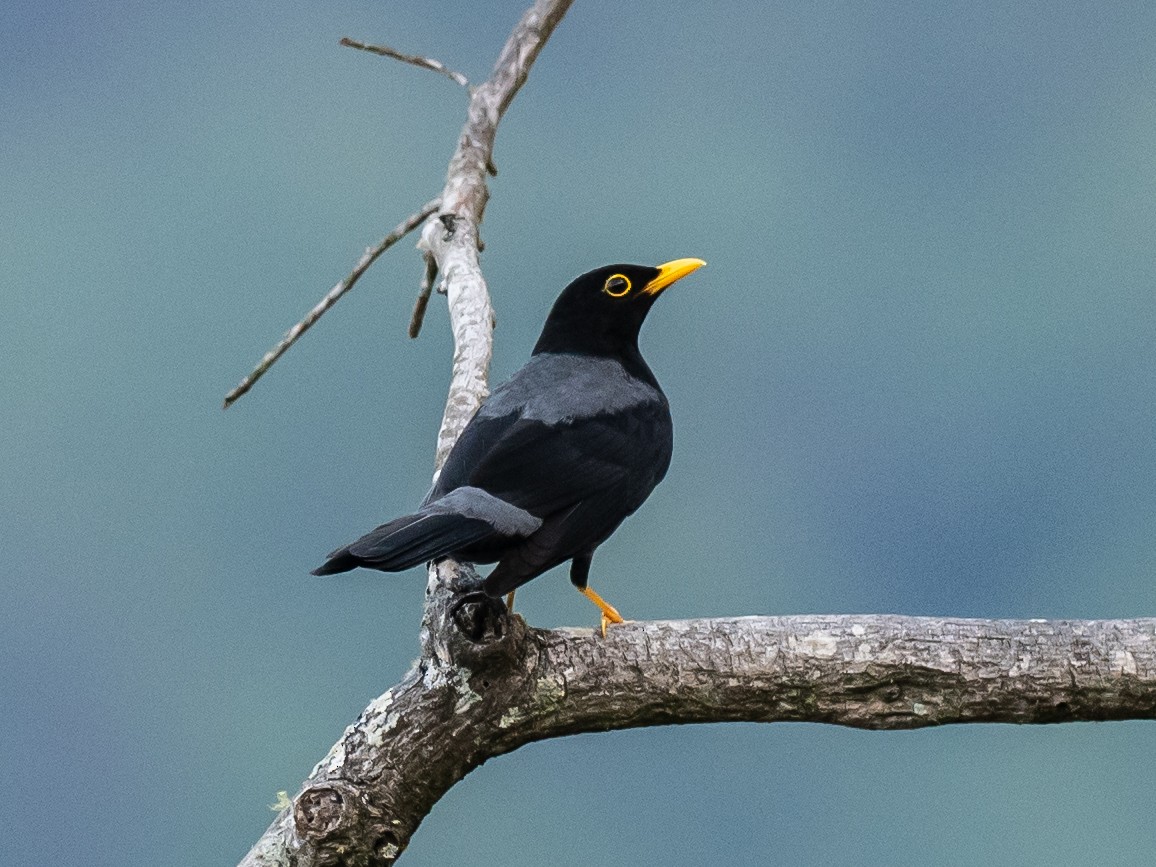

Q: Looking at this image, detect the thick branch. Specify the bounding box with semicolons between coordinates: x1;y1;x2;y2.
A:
241;613;1156;865
530;615;1156;731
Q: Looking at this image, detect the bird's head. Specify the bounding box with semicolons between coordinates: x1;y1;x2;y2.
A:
533;258;705;359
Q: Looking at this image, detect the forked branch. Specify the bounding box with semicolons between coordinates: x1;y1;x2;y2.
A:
242;2;577;859
236;1;1156;865
241;608;1156;865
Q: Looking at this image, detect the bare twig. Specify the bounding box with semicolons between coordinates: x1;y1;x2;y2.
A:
340;37;470;88
240;612;1156;865
407;252;439;339
223;200;440;409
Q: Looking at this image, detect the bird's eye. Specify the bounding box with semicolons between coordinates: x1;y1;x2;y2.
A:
603;274;632;297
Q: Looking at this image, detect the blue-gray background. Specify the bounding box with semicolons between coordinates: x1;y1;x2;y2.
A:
4;1;1155;864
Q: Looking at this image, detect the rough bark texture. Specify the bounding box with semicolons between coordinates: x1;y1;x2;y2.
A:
241;609;1156;865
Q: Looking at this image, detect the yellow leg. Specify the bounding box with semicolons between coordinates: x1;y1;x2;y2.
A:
505;590;516;612
580;586;627;637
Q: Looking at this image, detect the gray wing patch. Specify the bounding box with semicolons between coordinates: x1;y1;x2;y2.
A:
484;353;659;424
425;486;543;537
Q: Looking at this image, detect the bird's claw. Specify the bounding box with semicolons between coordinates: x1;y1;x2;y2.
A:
599;613;632;638
581;585;627;637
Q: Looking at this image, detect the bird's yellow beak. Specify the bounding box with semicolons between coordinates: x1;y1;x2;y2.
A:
643;258;706;295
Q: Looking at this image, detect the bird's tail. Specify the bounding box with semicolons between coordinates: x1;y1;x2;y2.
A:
310;512;495;576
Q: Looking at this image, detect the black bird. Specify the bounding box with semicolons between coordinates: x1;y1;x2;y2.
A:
313;258;706;632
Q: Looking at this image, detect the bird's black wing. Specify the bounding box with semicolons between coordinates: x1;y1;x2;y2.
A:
467;398;672;518
429;396;670;519
430;352;670;507
425;409;524;502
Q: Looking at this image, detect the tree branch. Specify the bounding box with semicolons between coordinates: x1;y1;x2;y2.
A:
224;0;571;413
406;251;439;339
241;612;1156;865
236;1;1156;865
223;200;440;409
339;37;470;89
240;4;576;861
418;0;575;473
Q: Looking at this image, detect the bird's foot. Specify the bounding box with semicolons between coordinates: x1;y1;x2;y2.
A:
598;612;634;638
580;586;630;637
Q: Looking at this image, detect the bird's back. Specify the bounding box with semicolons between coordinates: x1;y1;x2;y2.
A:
429;351;671;505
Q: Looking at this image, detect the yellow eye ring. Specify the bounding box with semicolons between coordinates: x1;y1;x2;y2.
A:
603;274;632;297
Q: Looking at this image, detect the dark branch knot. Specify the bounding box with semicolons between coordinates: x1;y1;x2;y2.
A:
372;832;403;866
451;591;508;644
420;560;529;673
294;788;406;866
294;781;398;865
295;784;355;838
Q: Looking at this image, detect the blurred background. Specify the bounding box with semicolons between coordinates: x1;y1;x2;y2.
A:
4;1;1155;864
